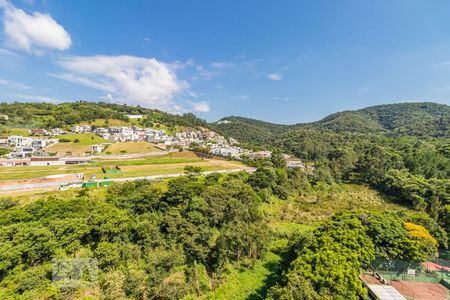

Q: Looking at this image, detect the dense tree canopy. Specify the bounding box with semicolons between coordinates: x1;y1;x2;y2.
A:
0;174;268;299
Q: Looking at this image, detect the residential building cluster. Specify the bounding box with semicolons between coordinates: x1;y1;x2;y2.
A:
0;124;310;171
72;124;243;152
0;135;58;158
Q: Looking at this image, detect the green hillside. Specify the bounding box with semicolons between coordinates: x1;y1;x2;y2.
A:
311;102;450;136
213;102;450;142
209;116;287;144
0;101;207;130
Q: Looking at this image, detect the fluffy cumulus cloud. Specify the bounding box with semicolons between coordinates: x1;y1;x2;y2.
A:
191;101;210;113
55;55;189;112
268;73;282;81
0;0;71;53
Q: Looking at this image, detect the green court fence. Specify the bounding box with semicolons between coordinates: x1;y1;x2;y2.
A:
370;256;450;285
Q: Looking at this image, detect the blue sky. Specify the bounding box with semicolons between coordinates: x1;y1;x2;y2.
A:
0;0;450;123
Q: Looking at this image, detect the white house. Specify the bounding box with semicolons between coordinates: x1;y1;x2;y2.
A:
119;126;134;135
32;139;48;149
50;128;67;136
108;127;121;134
286;160;305;169
94;127;108;134
71;126;84;133
126;114;143;119
8;136;32;147
9;147;34;158
82;125;92;132
89;144;104;153
210;146;241;158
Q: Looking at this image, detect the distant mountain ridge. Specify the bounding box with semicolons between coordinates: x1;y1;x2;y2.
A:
1;101;448;140
212;102;450;141
311;102;449;136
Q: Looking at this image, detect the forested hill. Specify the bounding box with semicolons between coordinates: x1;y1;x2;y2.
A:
311;102;450;136
212;102;450;142
0;101;207;129
209;116;288;145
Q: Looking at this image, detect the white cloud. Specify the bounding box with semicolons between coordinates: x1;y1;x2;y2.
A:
210;62;234;69
55;55;188;112
268;73;282;81
194;64;221;80
0;47;20;57
357;86;371;95
190;101;210;113
0;78;30;89
0;0;71;53
192;61;233;80
99;93;114;101
273;96;290;102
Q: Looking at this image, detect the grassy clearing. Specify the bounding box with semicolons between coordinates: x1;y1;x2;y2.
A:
46;133;108;155
5;128;31;136
0;186;109;205
264;184;411;226
203;252;282;300
101;142;159;155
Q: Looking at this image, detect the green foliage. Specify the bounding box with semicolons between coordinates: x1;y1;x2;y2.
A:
269;213;376;299
268;210;437;299
0;174;268;298
0;147;11;157
184;165;204;176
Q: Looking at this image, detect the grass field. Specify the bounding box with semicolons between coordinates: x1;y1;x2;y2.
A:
46;133;108;155
0;152;243;181
203;252;282;300
261;184;411;226
6;127;31;136
101;141;160;155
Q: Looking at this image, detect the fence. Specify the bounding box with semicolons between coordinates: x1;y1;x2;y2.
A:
370;256;450;286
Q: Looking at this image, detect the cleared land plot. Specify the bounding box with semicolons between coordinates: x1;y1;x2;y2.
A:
102;141;159;155
6;128;31;136
46;133;108;155
262;184;412;227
